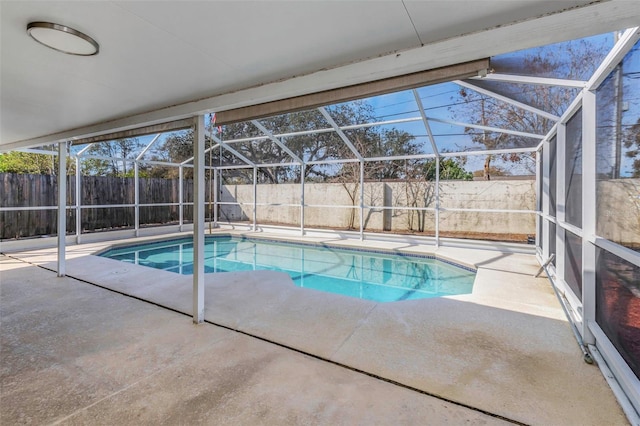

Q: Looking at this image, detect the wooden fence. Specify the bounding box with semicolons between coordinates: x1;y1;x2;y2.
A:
1;173;194;240
2;173;544;243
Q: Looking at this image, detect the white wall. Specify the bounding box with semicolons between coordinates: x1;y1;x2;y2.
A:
220;179;537;241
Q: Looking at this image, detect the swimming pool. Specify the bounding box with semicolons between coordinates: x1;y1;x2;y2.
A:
99;236;476;302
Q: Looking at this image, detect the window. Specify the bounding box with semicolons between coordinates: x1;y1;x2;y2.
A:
596;247;640;379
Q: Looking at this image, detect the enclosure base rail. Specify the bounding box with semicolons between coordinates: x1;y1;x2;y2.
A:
541;259;593;364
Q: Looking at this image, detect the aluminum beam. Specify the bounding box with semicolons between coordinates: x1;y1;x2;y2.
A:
136;133;162;160
455;80;560;121
427;117;544;139
413;89;440;157
181;143;220;165
207;114;534;147
15;148;58;156
251;120;303;164
210;134;255;166
588;27;640;91
318;107;363;161
471;73;587;88
439;146;538;157
365;153;436;162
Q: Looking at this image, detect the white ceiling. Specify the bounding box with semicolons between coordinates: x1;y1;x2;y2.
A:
1;0;638;150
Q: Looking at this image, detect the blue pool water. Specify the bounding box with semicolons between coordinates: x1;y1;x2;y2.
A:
99;236;476;302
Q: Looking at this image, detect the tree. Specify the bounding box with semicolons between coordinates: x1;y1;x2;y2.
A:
403;157;472;232
329;110;420;229
81;138;143;176
0;149;76;175
472;166;509;179
158;101;420;186
145;101;471;231
624;118;640;178
424;158;474;181
148;130;199;179
455;38;610;180
0;152;57;174
156;109;350;183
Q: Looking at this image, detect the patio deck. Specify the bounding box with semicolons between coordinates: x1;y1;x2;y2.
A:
0;231;629;425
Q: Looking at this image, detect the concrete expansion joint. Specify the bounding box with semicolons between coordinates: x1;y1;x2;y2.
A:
49;368;169;425
328;303;379;360
198;315;527;426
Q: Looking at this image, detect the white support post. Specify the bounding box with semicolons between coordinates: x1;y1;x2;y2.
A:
413;89;440;247
542;140;551;260
134;161;140;237
535;148;542;252
300;163;305;236
213;168;218;227
193;115;205;324
581;90;597;345
75;156;81;244
179;165;184;231
435;156;440;247
359;161;364;241
253;166;258;231
57;142;67;277
207;165;212;234
556;123;567;287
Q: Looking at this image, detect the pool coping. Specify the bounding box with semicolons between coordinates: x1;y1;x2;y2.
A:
94;231;478;273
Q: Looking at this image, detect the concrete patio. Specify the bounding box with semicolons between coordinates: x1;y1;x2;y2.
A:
0;232;629;425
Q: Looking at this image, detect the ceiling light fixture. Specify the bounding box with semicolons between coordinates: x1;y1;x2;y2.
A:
27;22;99;56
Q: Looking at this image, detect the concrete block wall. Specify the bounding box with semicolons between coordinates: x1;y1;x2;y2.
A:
220;179;537;241
596;179;640;249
